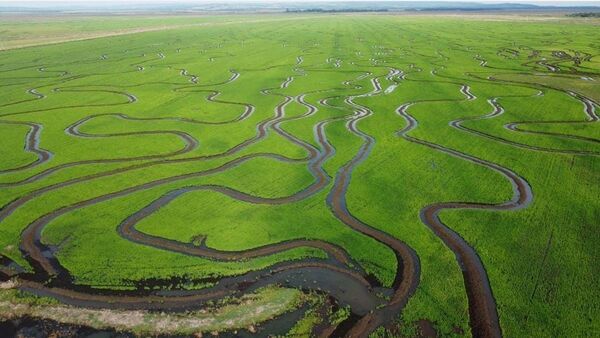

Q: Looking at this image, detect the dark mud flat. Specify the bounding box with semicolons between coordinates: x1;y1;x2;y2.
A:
416;319;437;338
219;305;309;338
0;317;131;338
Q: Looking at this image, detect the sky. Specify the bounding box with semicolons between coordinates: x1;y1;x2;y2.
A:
3;0;599;3
2;0;600;5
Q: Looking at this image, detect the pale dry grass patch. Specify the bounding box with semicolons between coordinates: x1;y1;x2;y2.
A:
0;286;304;335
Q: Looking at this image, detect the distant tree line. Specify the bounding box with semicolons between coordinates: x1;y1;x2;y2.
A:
566;12;600;18
285;8;389;13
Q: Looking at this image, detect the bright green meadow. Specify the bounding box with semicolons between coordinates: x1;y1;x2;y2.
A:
0;13;599;337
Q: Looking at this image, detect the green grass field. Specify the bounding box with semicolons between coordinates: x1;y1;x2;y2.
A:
0;13;598;337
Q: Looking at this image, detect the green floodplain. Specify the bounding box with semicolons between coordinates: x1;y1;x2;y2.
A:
0;13;599;337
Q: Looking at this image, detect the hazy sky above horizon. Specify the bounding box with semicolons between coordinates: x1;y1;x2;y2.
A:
3;0;600;6
4;0;600;3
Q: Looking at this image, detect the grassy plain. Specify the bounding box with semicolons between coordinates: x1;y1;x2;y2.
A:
0;12;598;337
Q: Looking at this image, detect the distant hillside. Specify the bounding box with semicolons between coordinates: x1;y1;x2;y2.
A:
1;1;600;14
282;2;540;12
